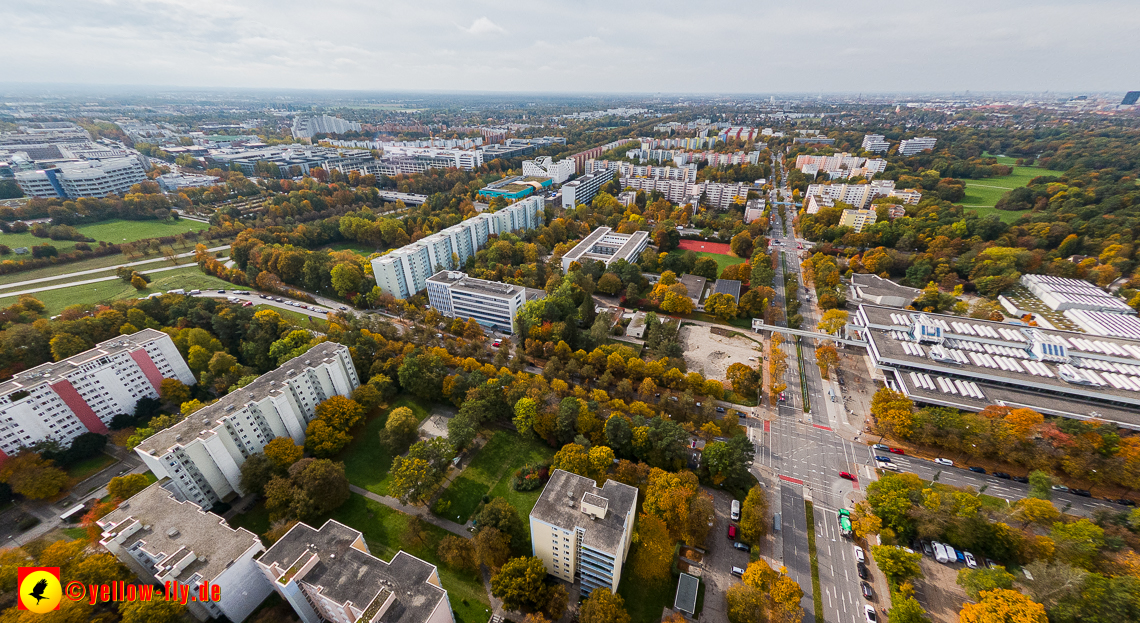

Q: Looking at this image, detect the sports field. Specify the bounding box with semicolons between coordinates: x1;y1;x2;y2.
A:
678;239;732;254
0;218;208;253
668;249;745;277
961;156;1057;223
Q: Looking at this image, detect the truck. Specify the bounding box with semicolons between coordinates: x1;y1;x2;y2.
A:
838;508;853;537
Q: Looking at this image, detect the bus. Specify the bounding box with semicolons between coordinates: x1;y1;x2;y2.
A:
838;508;853;537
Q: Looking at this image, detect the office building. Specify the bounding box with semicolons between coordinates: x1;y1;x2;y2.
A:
1020;275;1135;314
97;482;271;622
208;146;374;178
561;227;650;272
426;271;526;334
15;157;146;199
291;115;363;139
156;172;220;192
861;134;890;154
856;305;1140;430
258;519;454;623
372;197;544;298
529;469;637;595
562;168;615;208
848;274;921;308
897;137;938;156
839;209;878;232
1065;309;1140;340
522;156;576;184
134;343;359;508
0;329;194;460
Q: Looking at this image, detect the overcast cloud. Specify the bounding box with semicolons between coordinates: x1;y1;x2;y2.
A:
2;0;1137;93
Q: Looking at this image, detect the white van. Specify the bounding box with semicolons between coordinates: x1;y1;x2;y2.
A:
731;500;741;520
933;542;950;564
167;288;185;295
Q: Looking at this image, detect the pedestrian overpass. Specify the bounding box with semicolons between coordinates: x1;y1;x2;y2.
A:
750;323;868;347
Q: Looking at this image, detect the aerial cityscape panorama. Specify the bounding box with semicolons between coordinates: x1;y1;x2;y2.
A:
0;2;1139;623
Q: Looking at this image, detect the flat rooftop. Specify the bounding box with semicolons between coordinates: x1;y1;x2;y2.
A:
563;227;649;266
713;279;742;300
427;271;524;297
0;328;169;396
530;469;637;554
137;342;347;456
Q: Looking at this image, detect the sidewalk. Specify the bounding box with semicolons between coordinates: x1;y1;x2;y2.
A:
347;485;469;538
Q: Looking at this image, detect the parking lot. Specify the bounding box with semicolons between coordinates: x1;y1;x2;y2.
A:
693;487;753;621
911;556;971;623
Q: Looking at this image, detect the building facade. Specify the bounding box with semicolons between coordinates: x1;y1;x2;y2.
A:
897;137;938;156
839;209;878;232
258;520;454;623
98;482;271;622
291;115;363;139
426;271;526;334
529;469;638;595
562;169;615;208
861;134;890;153
522;156;576;184
0;329;194;460
371;196;544;299
15;157;147;198
561;227;650;272
133;343;359;508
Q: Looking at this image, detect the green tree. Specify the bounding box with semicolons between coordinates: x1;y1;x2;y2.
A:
50;333;89;361
490;556;550;611
958;566;1015;601
476;497;527;551
330;262;365;297
888;593;931;623
269;330;319;366
739;484;769;543
629;513;673;584
513;397;538;438
580;587;631;623
239;452;274;496
382;406;421;452
474;526;511;570
1028;470;1053;500
872;545;923;586
107;473;151;501
1050;519;1105;569
702;436;754;488
263;437;303;471
692;257;719;280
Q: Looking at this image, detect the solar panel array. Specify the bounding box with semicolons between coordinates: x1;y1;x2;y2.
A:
908;371;985;400
900;342;925;357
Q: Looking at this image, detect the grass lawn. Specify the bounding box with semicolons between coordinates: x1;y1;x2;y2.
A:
228;500;272;538
257;305;331;333
323;241;379;256
0;268;247;314
433;431;555;524
668;249;745;278
0;218;208;254
62;527;89;540
339;396;435;496
66;452;117;484
329;494;491;623
961;162;1057;224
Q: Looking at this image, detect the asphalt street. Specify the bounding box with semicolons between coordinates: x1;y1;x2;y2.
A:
781;484;816;623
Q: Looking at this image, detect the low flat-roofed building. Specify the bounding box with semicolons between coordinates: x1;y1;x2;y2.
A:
1021;274;1135;314
848;274;921;308
257;519;453;623
97;482;271;622
529;469;638;595
679;274;707;303
561;227;650;273
627;311;649;339
856;304;1140;429
426;270;525;334
713;279;742;301
1065;309;1140;340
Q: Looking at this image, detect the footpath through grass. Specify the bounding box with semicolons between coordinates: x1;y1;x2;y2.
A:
805;501;824;623
339;396;434;496
433;430;555;524
961;159;1057;223
0;268;244;314
0;218;208;254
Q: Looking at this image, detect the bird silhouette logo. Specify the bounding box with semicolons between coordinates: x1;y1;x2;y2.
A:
17;568;61;613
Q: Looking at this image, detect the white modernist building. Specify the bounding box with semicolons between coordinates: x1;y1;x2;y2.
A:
258;520;454;623
861;134;891;154
426;271;526;334
1020;274;1136;314
291;115;363;139
804;181;921;213
372;196;544;299
134;343;359;508
897;137;938;156
529;469;638;595
98;482;272;622
794;152;887;180
562;169;615;208
561;227;650;272
0;329;194;460
15;157;146;198
619;177;752;209
585;160;698;183
522;156;576;184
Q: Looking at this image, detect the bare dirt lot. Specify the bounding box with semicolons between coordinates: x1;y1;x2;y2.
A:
679;324;763;382
911;557;970;623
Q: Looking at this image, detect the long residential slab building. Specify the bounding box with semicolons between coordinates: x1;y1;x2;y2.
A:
372;196;544;299
856;304;1140;429
134;342;359;508
0;329;194;460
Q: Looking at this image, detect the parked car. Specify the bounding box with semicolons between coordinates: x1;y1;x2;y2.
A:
968;466;987;474
727;525;737;540
778;392;786;402
933;542;950;563
731;500;741;520
874;455;892;463
839;471;857;481
733;542;750;552
716;407;726;413
934;458;953;466
1114;498;1137;507
860;582;874;600
964;552;978;568
1052;485;1071;493
872;444;889;451
888;448;905;455
993;472;1011;479
864;605;878;623
1012;475;1029;483
338;306;348;310
1070;489;1092;497
955;549;966;564
985;558;998;570
922;541;934;557
854;546;865;563
731;566;745;577
857;562;869;579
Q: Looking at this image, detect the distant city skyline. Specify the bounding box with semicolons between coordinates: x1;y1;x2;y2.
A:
2;0;1136;93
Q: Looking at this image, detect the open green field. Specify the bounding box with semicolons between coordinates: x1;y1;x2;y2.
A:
339;396;434;496
0;218;208;254
0;268;248;314
323;241;379;256
433;430;555;524
257;304;331;333
961;158;1057;223
667;250;745;278
65;453;117;484
0;237;232;288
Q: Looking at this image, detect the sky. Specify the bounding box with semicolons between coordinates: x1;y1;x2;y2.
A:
3;0;1138;94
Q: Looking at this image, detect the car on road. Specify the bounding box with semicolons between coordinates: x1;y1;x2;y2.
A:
731;499;741;520
968;466;987;474
492;340;501;348
778;392;786;402
1070;488;1092;497
993;472;1011;479
716;406;726;413
260;294;268;299
854;546;865;563
888;447;905;455
732;542;750;552
731;566;745;577
338;306;348;310
1012;475;1029;483
874;455;892;463
1114;498;1137;507
964;552;978;568
872;444;889;451
857;562;869;579
727;525;737;540
876;461;900;472
864;605;878;622
861;582;874;600
934;458;953;466
1052;485;1071;493
217;289;226;293
839;471;857;481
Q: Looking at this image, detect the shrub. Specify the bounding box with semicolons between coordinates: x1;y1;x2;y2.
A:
512;463;550;492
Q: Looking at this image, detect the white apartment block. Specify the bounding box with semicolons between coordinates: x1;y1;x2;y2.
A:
134;343;359;508
805;181;921;213
529;469;638;595
861;134;891;154
897;137;938;156
426;271;526;334
795;152;887;180
561;227;650;273
585;160;698;183
372;196;544;299
291;115;363;139
522;156;576;184
0;329;194;460
98;482;271;622
619;177;751;209
562;169;615;208
840;209;878;232
258;520;454;623
15;157;147;199
380;146;484;170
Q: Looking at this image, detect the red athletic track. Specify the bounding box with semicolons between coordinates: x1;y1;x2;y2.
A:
677;239;732;255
